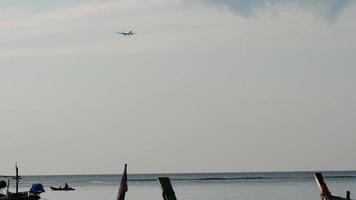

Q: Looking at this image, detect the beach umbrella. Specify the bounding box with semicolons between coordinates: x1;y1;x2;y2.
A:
117;164;128;200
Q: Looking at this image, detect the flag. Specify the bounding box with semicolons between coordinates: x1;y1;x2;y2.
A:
117;164;128;200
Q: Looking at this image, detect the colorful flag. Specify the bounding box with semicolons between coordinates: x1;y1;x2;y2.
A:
117;164;128;200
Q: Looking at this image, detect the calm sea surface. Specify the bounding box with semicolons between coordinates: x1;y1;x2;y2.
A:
2;171;356;200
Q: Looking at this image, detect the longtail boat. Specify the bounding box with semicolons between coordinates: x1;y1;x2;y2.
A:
315;172;351;200
49;186;75;191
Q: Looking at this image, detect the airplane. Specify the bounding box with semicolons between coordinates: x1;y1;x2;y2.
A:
115;30;135;36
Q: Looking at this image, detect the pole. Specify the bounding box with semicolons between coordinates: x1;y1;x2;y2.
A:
7;179;10;194
13;163;21;194
16;164;19;193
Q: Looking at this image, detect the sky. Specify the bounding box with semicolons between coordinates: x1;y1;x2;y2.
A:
0;0;356;175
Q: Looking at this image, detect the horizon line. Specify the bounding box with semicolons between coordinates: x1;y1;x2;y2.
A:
4;169;356;177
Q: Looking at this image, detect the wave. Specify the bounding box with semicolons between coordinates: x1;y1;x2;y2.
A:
127;175;356;182
324;175;356;179
196;177;271;181
128;176;274;182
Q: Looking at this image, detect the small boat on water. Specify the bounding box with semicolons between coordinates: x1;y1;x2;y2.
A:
50;183;74;191
49;186;75;191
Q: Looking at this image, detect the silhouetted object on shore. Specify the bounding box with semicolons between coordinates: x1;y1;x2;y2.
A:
29;184;45;195
0;164;43;200
315;173;351;200
158;177;177;200
0;181;6;189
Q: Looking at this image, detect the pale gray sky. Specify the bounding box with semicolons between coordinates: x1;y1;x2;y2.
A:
0;0;356;175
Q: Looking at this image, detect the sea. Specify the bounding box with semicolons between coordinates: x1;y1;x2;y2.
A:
2;171;356;200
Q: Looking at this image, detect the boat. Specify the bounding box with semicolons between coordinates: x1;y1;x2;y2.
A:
49;186;75;191
0;165;44;200
315;173;350;200
0;192;40;200
158;177;177;200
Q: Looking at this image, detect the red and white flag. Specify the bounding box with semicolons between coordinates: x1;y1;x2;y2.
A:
117;164;128;200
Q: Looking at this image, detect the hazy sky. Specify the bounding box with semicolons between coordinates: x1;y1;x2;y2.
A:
1;0;356;175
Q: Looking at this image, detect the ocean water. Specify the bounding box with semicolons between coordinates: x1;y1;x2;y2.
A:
2;171;356;200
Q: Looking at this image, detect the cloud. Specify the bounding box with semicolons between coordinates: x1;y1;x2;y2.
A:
185;0;354;18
